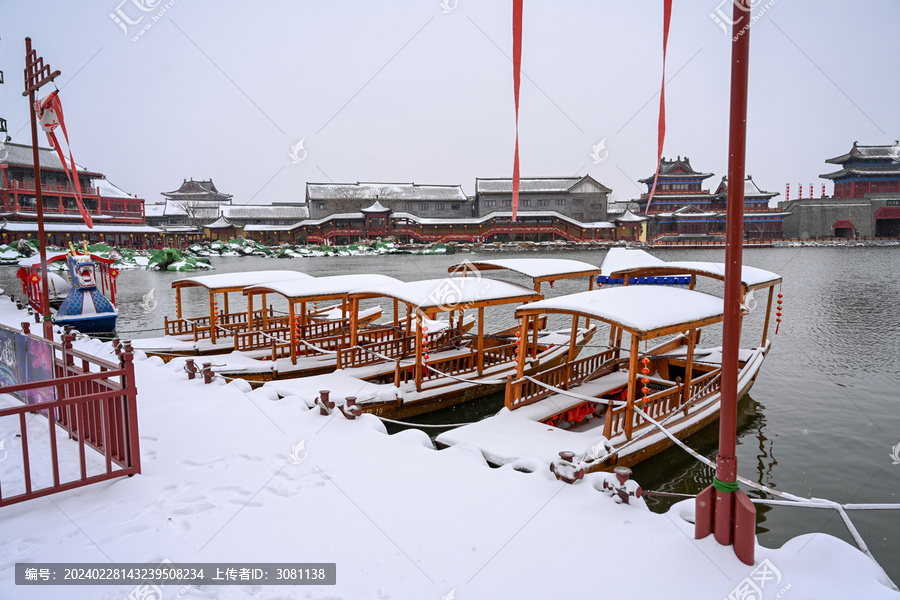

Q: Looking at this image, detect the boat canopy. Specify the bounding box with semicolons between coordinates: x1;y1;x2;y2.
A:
601;248;781;291
448;258;601;288
172;270;312;293
244;274;402;302
355;277;542;312
516;285;724;338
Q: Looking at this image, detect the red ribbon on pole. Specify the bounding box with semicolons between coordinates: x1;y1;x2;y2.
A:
644;0;672;214
35;91;93;228
511;0;523;221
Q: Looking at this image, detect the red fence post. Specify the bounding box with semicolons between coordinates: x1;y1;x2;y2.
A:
121;344;141;474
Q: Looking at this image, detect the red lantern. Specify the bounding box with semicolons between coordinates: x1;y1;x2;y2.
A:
775;291;784;334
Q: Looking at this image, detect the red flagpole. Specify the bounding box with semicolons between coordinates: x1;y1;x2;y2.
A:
694;4;757;566
23;37;61;340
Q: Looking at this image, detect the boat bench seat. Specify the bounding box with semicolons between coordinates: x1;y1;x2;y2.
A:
515;371;631;422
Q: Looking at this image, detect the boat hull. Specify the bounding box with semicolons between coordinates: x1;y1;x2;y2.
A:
357;327;595;421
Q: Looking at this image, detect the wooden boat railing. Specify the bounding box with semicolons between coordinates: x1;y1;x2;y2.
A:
164;309;278;341
420;350;479;382
603;366;723;439
505;349;619;410
337;334;416;369
482;341;520;367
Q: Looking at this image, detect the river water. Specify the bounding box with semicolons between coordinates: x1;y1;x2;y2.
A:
3;246;898;582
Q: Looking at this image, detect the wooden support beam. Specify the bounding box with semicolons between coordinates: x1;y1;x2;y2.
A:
761;285;775;346
477;307;485;376
624;334;640;440
289;301;297;365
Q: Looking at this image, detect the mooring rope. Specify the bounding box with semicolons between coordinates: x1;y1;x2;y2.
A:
629;405;899;589
521;375;627;408
375;415;477;428
299;339;338;355
423;364;509;385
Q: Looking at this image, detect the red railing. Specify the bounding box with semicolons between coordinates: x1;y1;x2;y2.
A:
6;179;99;197
0;327;141;507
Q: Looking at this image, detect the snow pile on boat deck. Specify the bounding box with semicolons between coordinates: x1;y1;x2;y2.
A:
0;300;896;599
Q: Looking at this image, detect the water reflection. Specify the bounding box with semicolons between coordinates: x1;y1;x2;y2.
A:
635;395;782;535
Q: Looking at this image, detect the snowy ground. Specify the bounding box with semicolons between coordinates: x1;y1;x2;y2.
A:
0;296;897;599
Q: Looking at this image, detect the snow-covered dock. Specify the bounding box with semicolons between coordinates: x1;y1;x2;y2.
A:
0;298;896;599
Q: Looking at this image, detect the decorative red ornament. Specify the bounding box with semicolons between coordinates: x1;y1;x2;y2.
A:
30;274;40;284
549;280;555;289
109;268;119;278
641;377;649;385
775;290;784;334
642;386;650;395
641;367;650;375
35;91;93;228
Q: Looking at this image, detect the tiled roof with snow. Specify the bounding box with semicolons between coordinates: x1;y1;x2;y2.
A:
221;205;310;220
307;182;467;202
475;176;608;194
360;200;390;213
825;141;900;164
163;179;231;199
639;157;713;183
163;200;224;217
144;203;167;217
614;210;647;223
204;216;233;229
820;165;900;180
93;178;137;199
1;142;100;175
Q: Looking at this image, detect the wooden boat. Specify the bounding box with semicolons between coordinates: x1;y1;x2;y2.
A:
436;252;782;472
132;270;382;361
203;273;405;382
17;248;119;333
262;259;604;419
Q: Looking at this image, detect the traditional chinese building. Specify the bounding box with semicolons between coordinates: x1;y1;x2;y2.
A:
781;142;900;239
0;142;159;247
148;179;233;231
306;183;471;220
474;176;610;223
635;156;784;242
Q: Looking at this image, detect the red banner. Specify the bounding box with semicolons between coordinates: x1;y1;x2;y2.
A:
644;0;672;214
511;0;523;220
35;91;93;228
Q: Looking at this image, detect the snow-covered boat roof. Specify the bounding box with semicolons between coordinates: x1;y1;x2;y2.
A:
245;274;403;301
601;248;782;290
172;270;312;291
517;286;724;338
354;277;542;312
449;258;601;283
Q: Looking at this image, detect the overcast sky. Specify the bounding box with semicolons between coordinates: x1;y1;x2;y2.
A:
1;1;897;208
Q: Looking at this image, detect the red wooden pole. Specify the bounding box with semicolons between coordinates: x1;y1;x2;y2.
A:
23;38;61;339
695;1;756;566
